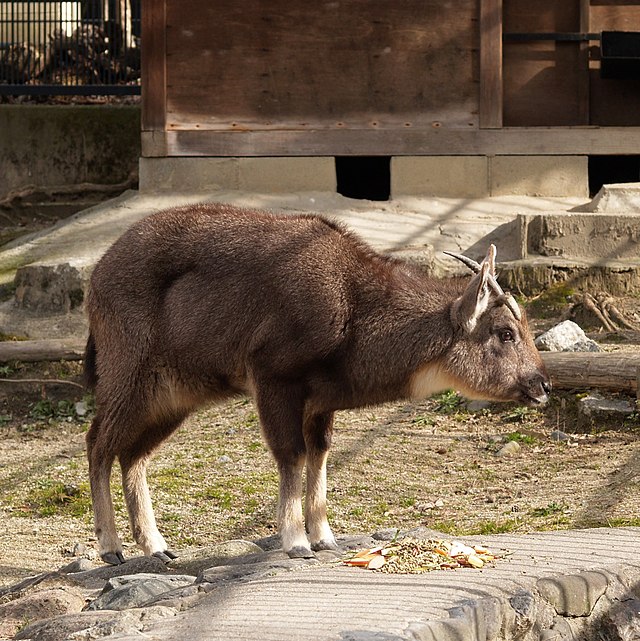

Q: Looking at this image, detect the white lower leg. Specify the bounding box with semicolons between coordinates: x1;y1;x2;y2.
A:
122;457;167;556
91;464;123;558
278;457;311;553
305;450;337;549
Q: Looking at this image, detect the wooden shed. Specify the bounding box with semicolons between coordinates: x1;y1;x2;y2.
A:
140;0;640;198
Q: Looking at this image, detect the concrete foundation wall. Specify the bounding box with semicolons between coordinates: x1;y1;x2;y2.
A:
140;155;589;198
139;157;337;193
0;105;141;199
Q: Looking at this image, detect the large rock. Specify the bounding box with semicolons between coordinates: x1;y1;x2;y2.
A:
13;261;91;313
86;573;195;611
535;320;600;352
0;585;86;639
15;605;176;641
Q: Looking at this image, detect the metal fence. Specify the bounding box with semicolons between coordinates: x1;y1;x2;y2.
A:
0;0;140;94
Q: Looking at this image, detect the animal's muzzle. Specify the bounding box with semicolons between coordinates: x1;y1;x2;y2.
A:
522;374;552;406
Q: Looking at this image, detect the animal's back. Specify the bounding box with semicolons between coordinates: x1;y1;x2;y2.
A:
86;203;385;390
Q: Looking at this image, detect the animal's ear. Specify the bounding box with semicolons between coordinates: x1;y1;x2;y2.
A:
452;261;492;333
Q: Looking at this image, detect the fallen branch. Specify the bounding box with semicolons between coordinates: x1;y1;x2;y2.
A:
0;339;85;363
0;377;84;389
540;352;640;393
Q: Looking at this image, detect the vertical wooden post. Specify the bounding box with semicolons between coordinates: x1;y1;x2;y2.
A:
578;0;591;125
141;0;167;133
479;0;503;129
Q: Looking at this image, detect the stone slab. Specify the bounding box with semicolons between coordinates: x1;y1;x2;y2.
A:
134;528;640;641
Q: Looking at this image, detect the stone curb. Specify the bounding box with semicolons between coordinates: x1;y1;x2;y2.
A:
409;563;640;641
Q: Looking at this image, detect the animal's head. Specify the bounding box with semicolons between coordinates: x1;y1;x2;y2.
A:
444;245;551;406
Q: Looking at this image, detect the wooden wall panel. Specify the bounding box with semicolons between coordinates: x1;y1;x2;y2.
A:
164;0;478;131
590;2;640;125
502;0;586;126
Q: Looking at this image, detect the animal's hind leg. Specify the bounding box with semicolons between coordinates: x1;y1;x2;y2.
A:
119;414;185;562
304;412;339;552
86;415;124;565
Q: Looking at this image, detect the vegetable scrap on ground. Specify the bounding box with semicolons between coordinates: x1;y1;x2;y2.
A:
342;538;504;573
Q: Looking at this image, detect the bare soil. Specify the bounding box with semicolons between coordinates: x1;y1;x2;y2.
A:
0;301;639;589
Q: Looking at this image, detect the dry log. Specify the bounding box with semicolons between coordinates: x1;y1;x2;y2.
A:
541;352;640;393
0;339;85;363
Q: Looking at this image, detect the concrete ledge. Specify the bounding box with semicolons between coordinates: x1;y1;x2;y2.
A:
139;157;337;193
391;156;489;198
490;156;589;198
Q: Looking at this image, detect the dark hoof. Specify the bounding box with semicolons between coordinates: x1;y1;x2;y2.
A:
101;551;126;565
287;545;316;559
311;539;340;552
152;550;177;564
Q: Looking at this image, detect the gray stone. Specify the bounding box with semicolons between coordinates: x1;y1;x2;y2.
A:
577;182;640;213
496;441;521;457
13;261;91;313
578;394;636;422
15;605;176;641
86;573;195;611
60;558;94;574
167;539;264;575
569;338;601;352
535;321;598;353
465;400;492;412
197;555;319;585
540;617;575;641
537;570;609;617
71;555;168;589
603;598;640;641
0;586;87;639
550;430;570;442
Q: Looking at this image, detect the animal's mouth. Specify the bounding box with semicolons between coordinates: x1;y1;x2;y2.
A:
520;390;550;407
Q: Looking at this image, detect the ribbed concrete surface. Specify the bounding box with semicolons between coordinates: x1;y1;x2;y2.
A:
140;528;640;641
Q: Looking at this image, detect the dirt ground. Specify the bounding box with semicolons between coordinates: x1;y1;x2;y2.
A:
0;297;639;590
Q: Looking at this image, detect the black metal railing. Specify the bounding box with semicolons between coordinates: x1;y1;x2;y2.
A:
0;0;140;95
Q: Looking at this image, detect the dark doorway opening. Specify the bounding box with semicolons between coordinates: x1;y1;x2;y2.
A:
335;157;391;201
588;155;640;196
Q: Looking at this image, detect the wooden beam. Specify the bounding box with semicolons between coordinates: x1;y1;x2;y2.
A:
0;339;85;363
578;0;591;125
541;352;640;393
142;127;640;157
479;0;503;128
141;0;167;132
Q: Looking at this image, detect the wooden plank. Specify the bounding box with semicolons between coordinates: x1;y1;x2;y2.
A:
164;0;478;131
142;126;640;157
578;0;590;125
541;352;640;392
141;0;167;132
479;0;503;128
502;0;584;126
0;339;85;363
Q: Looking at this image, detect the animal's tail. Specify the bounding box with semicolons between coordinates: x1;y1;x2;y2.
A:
83;332;98;390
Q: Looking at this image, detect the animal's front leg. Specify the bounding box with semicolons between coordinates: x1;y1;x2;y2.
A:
255;382;314;558
277;456;315;557
305;449;339;551
304;412;338;552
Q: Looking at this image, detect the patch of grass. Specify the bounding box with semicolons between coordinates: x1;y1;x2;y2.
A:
503;406;539;424
505;431;538;445
411;414;436;427
530;502;567;518
433;391;465;415
20;479;91;518
464;518;522;535
526;283;575;318
29;399;80;422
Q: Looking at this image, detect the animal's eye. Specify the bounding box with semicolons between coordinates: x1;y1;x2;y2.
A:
499;329;515;343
